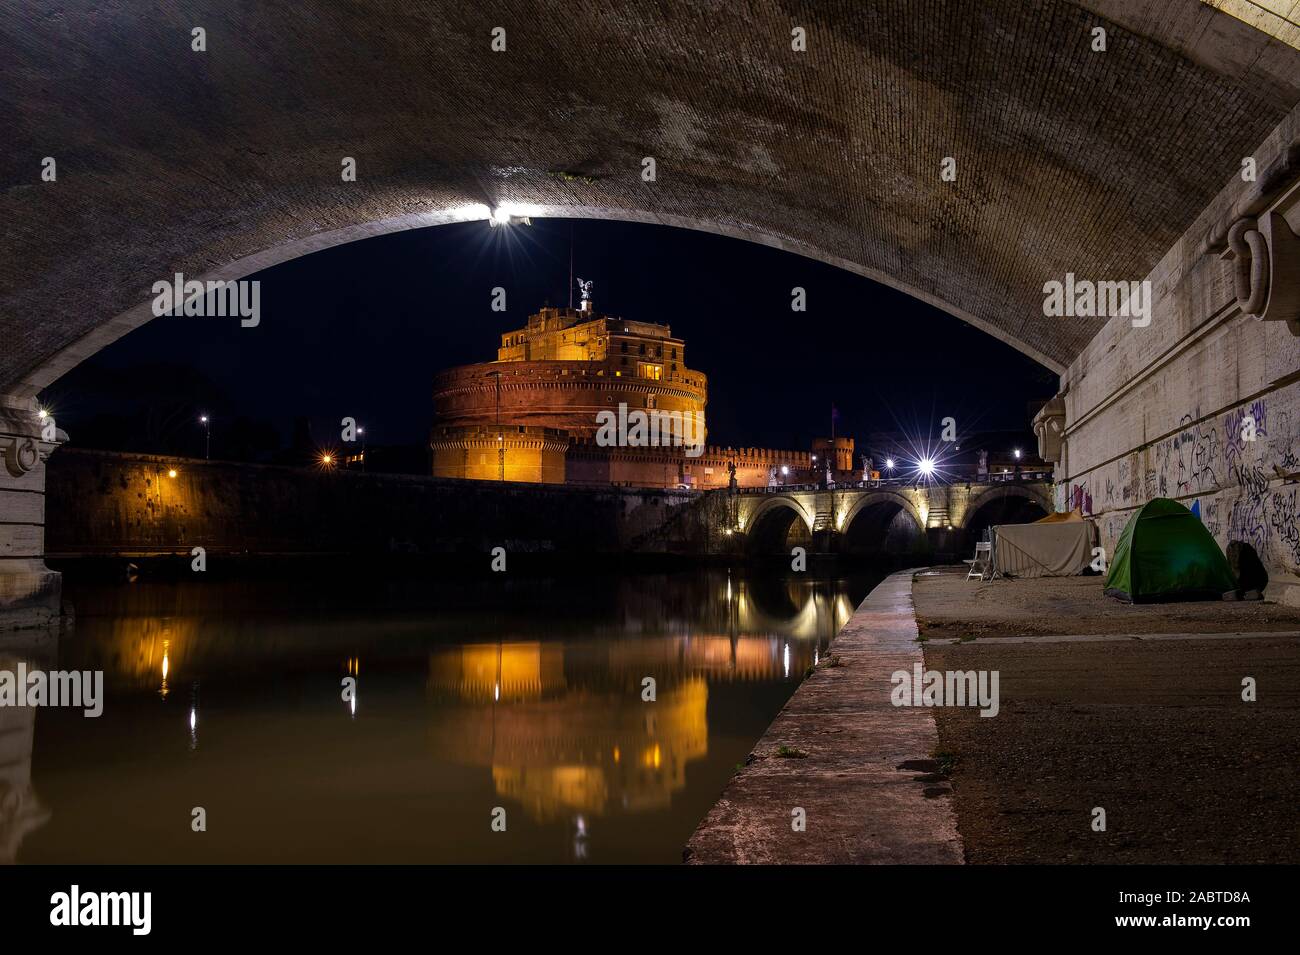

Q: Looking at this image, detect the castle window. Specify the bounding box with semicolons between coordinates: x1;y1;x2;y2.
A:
672;347;677;359
639;343;646;355
639;363;663;381
621;342;628;353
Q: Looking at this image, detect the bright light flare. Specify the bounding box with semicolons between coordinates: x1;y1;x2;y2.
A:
488;203;535;228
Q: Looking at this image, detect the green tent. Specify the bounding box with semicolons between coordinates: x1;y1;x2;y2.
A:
1104;498;1236;602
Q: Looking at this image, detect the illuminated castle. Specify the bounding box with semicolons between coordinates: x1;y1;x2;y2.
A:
431;285;813;487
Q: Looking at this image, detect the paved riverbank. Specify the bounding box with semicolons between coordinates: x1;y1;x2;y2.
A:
913;567;1300;640
684;569;963;864
916;566;1300;863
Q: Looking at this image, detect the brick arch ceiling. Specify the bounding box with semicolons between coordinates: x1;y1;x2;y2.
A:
3;0;1299;393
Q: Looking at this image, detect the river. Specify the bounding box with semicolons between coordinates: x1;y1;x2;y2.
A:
3;565;881;864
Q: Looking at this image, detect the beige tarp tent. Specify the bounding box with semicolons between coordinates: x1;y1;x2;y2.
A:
1034;507;1085;524
992;518;1094;578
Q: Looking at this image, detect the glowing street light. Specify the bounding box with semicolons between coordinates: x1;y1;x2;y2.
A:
320;453;334;467
885;458;895;470
1013;448;1022;460
167;469;178;479
918;457;936;478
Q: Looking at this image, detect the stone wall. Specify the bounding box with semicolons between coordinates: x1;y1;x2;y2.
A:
43;448;707;558
1056;100;1300;603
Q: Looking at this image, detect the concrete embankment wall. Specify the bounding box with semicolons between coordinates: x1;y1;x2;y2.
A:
43;448;714;558
1058;101;1300;604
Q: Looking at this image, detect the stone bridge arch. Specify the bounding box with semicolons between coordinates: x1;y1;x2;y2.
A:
6;0;1300;396
838;489;927;556
838;489;925;534
738;494;815;556
960;483;1054;533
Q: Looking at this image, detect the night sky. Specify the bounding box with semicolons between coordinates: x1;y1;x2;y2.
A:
41;217;1058;461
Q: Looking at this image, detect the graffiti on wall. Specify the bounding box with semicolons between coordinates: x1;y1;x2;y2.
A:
1081;388;1300;575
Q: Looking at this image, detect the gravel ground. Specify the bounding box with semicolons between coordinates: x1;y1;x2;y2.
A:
915;567;1300;863
914;566;1300;640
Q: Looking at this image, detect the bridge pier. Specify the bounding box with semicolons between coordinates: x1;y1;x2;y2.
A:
0;394;65;630
810;528;841;556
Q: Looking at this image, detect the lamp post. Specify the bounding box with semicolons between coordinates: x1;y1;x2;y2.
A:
358;426;366;472
199;414;210;460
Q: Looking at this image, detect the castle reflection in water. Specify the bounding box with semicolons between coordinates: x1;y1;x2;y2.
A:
3;570;871;863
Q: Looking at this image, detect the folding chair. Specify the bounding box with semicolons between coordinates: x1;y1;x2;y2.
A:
966;539;992;580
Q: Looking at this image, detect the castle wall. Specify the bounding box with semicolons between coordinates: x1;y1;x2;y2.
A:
433;361;707;442
430;426;568;484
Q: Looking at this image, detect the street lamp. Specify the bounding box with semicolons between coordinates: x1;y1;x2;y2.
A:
199;414;210;460
357;426;366;472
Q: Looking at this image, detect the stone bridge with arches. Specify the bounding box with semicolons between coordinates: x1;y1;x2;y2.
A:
725;479;1053;557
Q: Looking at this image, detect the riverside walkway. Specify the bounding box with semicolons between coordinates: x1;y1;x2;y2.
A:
685;569;963;864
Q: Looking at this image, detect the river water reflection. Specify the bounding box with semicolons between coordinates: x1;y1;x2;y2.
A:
3;567;879;863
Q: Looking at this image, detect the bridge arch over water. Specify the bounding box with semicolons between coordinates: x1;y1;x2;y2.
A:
742;495;815;557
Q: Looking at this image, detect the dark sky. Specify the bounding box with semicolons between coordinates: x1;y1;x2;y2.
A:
42;217;1057;459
